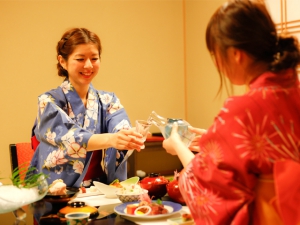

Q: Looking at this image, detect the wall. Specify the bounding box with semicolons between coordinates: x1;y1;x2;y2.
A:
185;0;246;128
0;0;185;182
0;0;245;182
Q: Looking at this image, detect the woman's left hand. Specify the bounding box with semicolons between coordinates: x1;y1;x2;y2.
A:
162;123;182;155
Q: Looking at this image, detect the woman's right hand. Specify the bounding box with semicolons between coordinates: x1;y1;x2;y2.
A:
110;129;144;152
188;126;206;152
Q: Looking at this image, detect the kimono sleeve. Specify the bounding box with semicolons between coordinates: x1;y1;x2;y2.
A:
35;100;93;147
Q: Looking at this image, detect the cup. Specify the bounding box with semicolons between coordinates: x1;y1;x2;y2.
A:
65;212;90;225
135;120;152;141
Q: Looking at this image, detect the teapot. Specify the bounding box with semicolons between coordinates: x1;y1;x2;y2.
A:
147;111;195;146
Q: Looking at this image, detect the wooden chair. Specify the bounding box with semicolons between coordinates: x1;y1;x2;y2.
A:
9;143;34;179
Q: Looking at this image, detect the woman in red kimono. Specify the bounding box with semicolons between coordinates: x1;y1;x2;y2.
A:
163;1;300;225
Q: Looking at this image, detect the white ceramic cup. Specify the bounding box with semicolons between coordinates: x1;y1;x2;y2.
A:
65;212;90;225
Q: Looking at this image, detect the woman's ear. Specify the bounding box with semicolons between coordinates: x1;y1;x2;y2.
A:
233;48;242;64
58;55;66;70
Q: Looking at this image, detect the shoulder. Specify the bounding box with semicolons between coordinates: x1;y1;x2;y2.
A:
37;86;66;107
220;94;259;118
96;90;120;104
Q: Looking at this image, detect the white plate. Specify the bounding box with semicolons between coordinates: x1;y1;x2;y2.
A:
93;177;140;198
76;188;102;198
93;181;119;198
114;201;182;219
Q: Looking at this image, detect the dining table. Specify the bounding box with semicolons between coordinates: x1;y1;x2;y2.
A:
0;190;191;225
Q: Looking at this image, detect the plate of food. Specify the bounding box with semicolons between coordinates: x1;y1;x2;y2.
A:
93;176;140;198
114;200;182;219
43;179;79;203
76;186;102;198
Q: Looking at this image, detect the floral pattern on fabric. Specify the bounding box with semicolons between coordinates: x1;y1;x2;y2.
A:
30;79;132;187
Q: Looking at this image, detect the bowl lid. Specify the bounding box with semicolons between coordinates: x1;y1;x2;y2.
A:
58;201;99;218
140;173;169;184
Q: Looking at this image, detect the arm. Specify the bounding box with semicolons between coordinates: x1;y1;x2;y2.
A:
87;128;144;152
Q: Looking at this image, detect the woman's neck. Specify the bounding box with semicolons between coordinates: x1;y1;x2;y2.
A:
71;82;89;107
245;62;269;85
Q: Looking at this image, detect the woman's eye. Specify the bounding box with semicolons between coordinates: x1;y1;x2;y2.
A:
92;58;99;61
76;59;84;61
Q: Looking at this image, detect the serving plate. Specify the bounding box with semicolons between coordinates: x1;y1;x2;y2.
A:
93;176;140;198
43;187;79;203
114;200;182;219
76;188;102;198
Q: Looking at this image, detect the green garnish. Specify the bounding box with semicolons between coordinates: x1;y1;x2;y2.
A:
10;162;49;188
110;179;120;185
156;199;162;204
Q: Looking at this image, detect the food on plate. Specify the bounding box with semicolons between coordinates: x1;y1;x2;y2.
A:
126;204;138;215
125;193;168;216
109;179;123;188
79;186;98;194
182;213;193;221
134;205;151;215
48;179;67;195
118;183;144;195
79;186;86;193
89;186;98;192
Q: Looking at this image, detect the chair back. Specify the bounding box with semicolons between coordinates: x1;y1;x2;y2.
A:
9;143;34;180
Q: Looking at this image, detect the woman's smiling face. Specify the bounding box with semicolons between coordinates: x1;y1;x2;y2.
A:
60;43;100;88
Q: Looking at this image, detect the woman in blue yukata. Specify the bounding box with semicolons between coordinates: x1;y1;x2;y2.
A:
29;28;144;188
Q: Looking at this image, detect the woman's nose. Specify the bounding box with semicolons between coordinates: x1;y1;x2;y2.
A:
84;59;93;68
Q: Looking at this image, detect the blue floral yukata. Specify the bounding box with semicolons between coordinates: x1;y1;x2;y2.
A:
29;79;133;188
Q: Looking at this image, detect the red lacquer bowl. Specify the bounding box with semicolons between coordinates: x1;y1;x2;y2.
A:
166;177;185;204
139;173;169;199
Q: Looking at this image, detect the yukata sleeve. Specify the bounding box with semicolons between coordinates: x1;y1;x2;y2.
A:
32;94;95;186
35;96;93;148
179;96;258;225
98;91;132;183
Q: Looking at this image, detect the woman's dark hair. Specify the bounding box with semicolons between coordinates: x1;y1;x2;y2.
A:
56;28;102;77
206;0;300;91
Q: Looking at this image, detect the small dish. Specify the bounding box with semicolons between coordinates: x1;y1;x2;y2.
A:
93;177;140;199
93;181;119;198
43;187;79;204
167;216;194;225
76;187;102;198
120;176;139;186
116;189;148;203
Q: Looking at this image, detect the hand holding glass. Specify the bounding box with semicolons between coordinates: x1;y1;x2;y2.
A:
135;120;152;142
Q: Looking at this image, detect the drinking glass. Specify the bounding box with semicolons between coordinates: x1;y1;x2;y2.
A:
135;120;152;141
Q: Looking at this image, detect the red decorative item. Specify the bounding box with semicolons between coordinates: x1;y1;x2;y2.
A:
139;173;169;199
167;170;185;204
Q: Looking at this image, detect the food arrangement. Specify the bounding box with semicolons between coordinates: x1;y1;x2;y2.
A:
93;176;140;198
48;179;67;195
0;165;48;213
109;179;123;188
125;192;168;216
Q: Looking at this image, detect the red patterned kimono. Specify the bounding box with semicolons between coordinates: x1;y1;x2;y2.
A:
180;69;300;225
